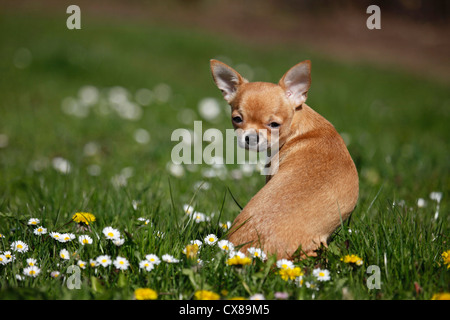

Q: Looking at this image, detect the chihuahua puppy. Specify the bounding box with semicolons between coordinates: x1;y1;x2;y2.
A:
210;59;359;259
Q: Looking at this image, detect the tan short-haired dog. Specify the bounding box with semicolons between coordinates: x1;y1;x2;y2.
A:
210;59;359;259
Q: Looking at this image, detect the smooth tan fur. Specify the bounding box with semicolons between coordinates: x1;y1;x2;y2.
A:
210;59;359;259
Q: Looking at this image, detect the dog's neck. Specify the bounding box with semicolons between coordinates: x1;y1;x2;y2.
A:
292;104;331;137
265;104;335;181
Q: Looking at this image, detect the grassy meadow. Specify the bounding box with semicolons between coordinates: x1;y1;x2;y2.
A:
0;11;449;300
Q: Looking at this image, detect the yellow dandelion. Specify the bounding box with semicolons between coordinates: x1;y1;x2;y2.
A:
72;212;96;225
226;254;252;267
431;292;450;300
442;250;450;269
194;290;220;300
134;288;158;300
183;244;199;259
278;267;304;281
341;254;364;266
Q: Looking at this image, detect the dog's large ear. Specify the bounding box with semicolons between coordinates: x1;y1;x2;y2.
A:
279;60;311;107
210;59;247;103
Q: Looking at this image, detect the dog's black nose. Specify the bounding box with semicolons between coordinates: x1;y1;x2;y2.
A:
245;133;259;146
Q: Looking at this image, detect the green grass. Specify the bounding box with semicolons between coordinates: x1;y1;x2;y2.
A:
0;11;449;300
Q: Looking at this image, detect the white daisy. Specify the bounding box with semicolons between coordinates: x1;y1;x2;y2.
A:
430;191;442;203
154;230;165;239
306;281;319;291
295;276;304;287
162;254;179;263
313;268;331;282
96;255;112;267
247;247;267;261
183;204;195;215
113;256;130;270
2;251;14;263
192;212;206;223
138;217;151;225
276;259;294;270
249;293;265;300
139;260;155;271
219;221;232;231
217;240;234;252
59;249;70;260
55;233;69;242
23;266;40;278
417;198;426;208
60;233;76;243
50;232;62;241
132;200;140;210
50;271;60;278
33;226;47;235
64;233;76;241
27;218;40;226
145;254;161;265
204;234;218;246
102;226;121;240
26;258;38;266
77;260;87;269
89;259;98;268
10;240;29;253
78;235;93;245
0;255;8;265
112;237;125;246
228;251;246;259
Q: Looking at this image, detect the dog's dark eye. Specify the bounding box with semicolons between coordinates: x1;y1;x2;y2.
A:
268;122;280;128
232;116;243;124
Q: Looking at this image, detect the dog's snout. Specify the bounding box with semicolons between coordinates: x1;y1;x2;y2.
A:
244;133;259;146
236;129;268;151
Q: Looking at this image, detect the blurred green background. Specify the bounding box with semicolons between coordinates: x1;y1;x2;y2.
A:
0;0;449;229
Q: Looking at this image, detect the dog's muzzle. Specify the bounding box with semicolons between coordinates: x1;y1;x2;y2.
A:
236;129;268;151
